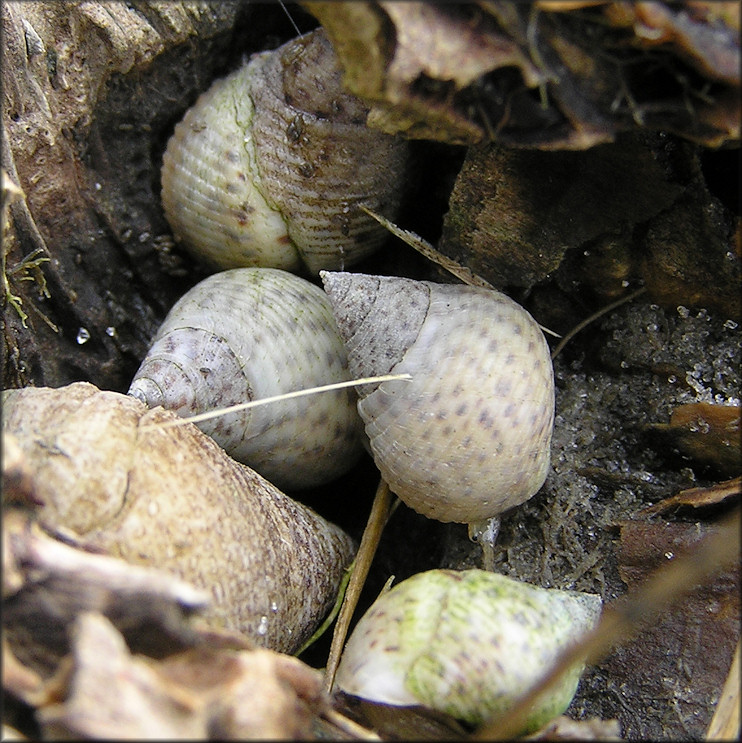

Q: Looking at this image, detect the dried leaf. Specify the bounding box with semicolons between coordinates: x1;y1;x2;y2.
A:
525;714;621;740
38;613;203;739
598;520;741;740
2;509;210;677
2;636;46;707
604;2;740;83
637;476;741;516
306;1;740;148
645;402;741;477
37;612;328;740
168;648;327;739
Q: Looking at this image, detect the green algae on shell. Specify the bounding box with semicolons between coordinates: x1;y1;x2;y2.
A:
334;569;601;732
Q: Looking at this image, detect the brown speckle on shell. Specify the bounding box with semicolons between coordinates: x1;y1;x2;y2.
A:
320;271;555;524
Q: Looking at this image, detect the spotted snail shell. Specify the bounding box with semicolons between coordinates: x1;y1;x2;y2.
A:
161;28;409;274
335;569;602;731
320;272;555;524
128;267;363;490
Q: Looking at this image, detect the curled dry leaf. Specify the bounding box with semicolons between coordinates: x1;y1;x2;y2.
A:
1;382;356;655
37;612;327;740
305;1;740;147
162;646;327;740
2;506;210;678
603;2;740;83
637;476;741;517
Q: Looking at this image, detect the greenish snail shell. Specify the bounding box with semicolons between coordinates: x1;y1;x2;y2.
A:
128;267;364;490
335;569;601;731
161;28;409;274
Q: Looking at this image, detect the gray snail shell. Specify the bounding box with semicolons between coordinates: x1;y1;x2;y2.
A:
320;271;555;524
161;28;409;274
128;267;364;490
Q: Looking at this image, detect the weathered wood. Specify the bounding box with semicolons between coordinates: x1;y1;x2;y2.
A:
1;1;300;391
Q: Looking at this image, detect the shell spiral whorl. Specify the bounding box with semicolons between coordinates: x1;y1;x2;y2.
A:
161;28;409;274
128;268;364;490
321;271;555;524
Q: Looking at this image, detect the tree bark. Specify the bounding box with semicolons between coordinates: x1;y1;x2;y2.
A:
1;1;293;391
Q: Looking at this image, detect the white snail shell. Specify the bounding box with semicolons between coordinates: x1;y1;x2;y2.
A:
335;569;602;731
161;28;409;274
320;271;555;523
128;267;363;490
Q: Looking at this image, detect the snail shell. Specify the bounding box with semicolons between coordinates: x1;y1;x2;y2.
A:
320;271;555;523
335;569;602;731
128;267;363;490
2;382;356;654
161;28;409;274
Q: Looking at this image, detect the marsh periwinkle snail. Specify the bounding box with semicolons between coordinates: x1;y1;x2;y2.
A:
128;267;364;490
161;28;410;274
334;569;601;732
2;381;357;654
320;271;555;527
